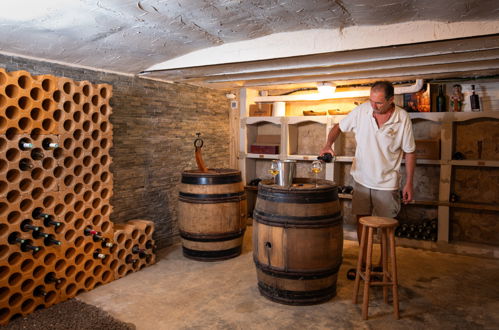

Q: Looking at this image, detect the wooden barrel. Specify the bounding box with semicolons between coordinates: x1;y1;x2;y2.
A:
178;169;247;261
252;178;343;305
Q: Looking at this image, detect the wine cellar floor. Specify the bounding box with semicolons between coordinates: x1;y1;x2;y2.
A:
76;229;499;330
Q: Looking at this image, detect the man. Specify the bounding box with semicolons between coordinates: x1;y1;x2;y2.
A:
320;81;416;277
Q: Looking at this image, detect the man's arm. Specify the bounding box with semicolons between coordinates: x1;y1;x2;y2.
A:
320;124;342;156
402;152;416;204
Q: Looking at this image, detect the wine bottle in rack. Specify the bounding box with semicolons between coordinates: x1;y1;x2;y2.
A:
8;232;26;246
33;285;47;297
32;208;51;220
44;272;62;285
126;255;138;265
31;149;45;160
32;229;50;240
20;239;41;253
44;216;62;228
44;234;62;246
93;250;106;259
132;245;150;258
18;138;33;150
42;138;59;150
101;239;113;249
84;227;103;242
20;219;41;233
19;158;34;171
145;240;155;250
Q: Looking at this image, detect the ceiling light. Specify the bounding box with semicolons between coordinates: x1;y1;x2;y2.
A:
317;82;336;95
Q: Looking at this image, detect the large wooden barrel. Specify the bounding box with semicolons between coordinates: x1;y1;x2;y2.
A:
252;178;343;305
178;169;247;261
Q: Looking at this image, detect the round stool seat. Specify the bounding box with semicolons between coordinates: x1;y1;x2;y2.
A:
359;216;398;228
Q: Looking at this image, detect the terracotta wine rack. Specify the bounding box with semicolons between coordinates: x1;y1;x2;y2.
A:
0;68;155;325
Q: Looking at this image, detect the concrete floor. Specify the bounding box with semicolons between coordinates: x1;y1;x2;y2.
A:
78;228;499;330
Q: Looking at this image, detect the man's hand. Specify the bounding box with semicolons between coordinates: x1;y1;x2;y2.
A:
402;183;413;204
319;146;335;157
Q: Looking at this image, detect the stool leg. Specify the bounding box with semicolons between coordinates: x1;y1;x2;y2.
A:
389;227;400;319
362;227;374;320
353;224;367;304
381;229;388;303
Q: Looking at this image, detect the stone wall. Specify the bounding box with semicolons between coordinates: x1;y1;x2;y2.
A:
0;54;232;248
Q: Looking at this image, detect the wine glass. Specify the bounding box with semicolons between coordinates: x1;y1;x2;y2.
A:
268;160;279;184
311;160;323;187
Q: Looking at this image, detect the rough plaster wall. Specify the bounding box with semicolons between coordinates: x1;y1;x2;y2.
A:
0;54;231;248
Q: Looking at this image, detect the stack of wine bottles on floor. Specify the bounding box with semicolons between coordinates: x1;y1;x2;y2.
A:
0;68;155;325
395;219;438;241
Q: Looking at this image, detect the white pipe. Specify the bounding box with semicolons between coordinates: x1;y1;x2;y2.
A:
253;79;424;102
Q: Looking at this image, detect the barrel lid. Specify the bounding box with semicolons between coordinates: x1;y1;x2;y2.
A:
182;168;241;177
181;168;242;185
258;178;337;191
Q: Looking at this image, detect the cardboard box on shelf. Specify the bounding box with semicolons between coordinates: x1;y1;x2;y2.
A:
250;135;280;154
415;139;440;159
249;103;273;116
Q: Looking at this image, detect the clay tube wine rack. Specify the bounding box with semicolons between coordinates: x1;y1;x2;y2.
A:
0;68;156;325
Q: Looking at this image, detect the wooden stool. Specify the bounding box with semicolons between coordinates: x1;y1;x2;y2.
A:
352;216;399;320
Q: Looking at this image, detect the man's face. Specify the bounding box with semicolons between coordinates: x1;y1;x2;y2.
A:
370;90;394;114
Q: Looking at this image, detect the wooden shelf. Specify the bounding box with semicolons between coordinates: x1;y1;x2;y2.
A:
407;200;440;206
338;193;352;199
246;153;280;159
410;111;499;122
450;160;499;167
448;201;499;212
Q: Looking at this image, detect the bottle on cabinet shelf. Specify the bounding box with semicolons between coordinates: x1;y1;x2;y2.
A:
20;219;41;233
470;85;481;112
101;239;113;249
19;158;34;171
44;216;62;228
436;85;446;112
32;208;51;220
44;234;62;246
132;245;150;258
44;272;63;285
33;285;47;297
93;249;106;259
32;229;50;240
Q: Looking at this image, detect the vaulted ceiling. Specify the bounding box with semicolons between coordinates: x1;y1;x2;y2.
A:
0;1;498;88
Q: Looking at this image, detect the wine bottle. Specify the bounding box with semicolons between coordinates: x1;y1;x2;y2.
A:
317;153;334;163
8;232;26;245
43;216;62;228
19;158;34;171
20;219;41;233
470;85;480;112
42;138;58;150
31;149;45;160
33;208;50;220
436;85;446;112
18;138;33;150
132;245;150;258
101;239;113;249
32;229;50;240
126;255;138;264
44;235;62;246
93;251;106;259
20;240;41;252
33;285;47;297
145;240;155;250
84;227;103;242
44;272;62;285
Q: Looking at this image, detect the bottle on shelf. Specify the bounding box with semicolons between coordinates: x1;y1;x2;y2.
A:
33;285;47;297
20;219;41;233
44;272;63;285
32;229;50;240
43;216;62;228
44;234;62;246
18;138;33;150
436;85;446;112
317;153;334;163
132;245;150;258
84;227;103;242
32;208;51;220
19;158;34;171
145;240;155;250
470;85;481;112
42;138;59;150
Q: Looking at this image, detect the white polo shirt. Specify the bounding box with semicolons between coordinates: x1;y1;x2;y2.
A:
339;102;415;190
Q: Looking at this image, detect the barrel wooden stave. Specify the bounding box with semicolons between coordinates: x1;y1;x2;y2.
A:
252;179;342;305
178;169;247;261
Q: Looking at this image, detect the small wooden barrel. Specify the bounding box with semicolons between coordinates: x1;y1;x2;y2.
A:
253;178;343;305
178;169;247;261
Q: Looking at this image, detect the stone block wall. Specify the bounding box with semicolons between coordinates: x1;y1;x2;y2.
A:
0;54;232;248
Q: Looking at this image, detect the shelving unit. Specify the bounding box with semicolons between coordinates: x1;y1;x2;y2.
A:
238;85;499;256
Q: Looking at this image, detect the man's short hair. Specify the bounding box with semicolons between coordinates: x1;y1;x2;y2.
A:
371;81;394;100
